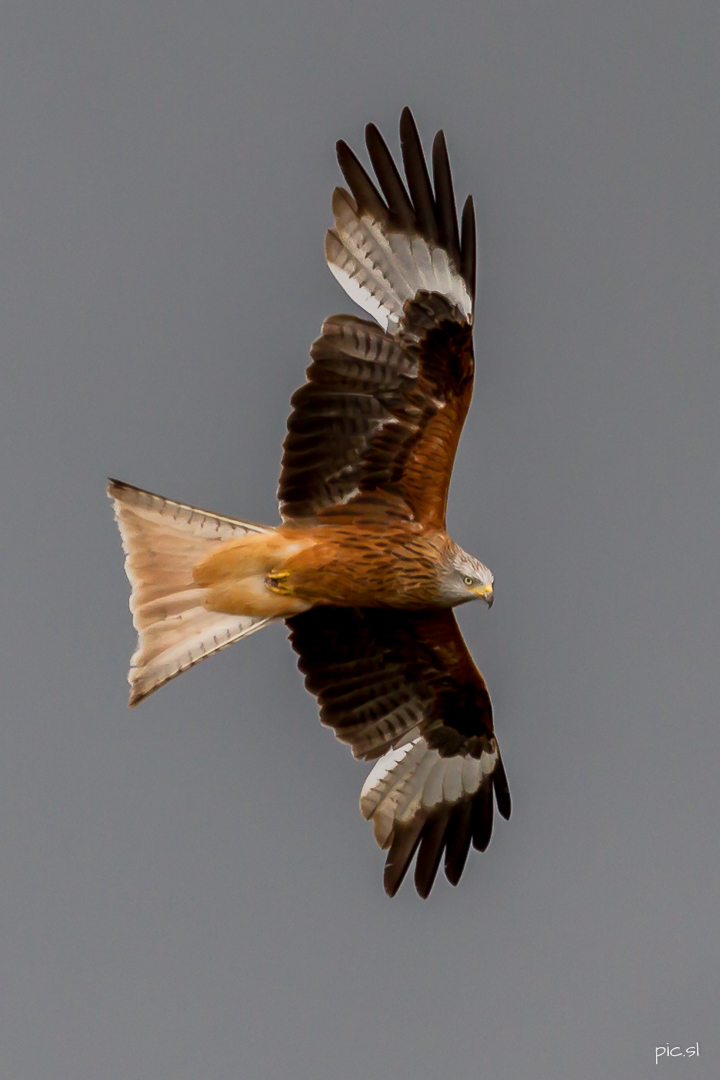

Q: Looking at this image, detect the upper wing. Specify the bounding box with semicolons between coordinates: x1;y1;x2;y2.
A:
278;108;477;529
287;606;510;898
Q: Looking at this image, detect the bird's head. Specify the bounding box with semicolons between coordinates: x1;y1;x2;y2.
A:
442;545;494;608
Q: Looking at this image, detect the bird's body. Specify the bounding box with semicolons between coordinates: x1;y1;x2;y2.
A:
109;109;510;898
193;516;484;616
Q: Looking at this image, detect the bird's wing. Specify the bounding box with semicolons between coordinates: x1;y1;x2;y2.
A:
278;108;476;529
287;607;510;898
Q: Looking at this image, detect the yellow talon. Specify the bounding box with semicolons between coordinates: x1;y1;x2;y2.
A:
266;570;293;595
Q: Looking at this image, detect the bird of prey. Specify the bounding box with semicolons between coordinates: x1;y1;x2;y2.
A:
108;108;510;898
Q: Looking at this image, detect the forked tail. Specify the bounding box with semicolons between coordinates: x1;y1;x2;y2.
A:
108;480;277;706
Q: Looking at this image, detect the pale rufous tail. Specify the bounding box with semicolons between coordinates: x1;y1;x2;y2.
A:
108;480;278;707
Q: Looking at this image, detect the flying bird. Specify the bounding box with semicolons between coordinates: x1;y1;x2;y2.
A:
108;108;510;898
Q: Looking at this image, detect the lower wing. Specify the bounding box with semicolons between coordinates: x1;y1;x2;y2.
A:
287;606;510;898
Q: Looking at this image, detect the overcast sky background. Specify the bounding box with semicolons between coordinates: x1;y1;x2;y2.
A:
1;3;719;1078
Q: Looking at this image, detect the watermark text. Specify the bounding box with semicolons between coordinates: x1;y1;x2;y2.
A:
655;1043;699;1064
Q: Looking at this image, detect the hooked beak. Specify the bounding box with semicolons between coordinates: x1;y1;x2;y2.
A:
472;583;494;608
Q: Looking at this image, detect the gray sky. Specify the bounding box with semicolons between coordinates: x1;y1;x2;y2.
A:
1;2;719;1077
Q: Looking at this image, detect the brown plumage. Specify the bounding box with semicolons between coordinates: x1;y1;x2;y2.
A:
108;108;510;898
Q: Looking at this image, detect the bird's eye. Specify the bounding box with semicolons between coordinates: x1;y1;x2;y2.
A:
463;576;474;586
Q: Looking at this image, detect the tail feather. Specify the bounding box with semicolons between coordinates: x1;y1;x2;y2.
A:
108;480;276;706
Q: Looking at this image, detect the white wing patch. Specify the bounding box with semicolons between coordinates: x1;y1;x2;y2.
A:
326;189;473;334
359;730;497;849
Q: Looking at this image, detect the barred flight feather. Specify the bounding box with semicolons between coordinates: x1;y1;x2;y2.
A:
278;295;473;525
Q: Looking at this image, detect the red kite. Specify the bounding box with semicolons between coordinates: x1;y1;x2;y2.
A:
109;109;510;897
